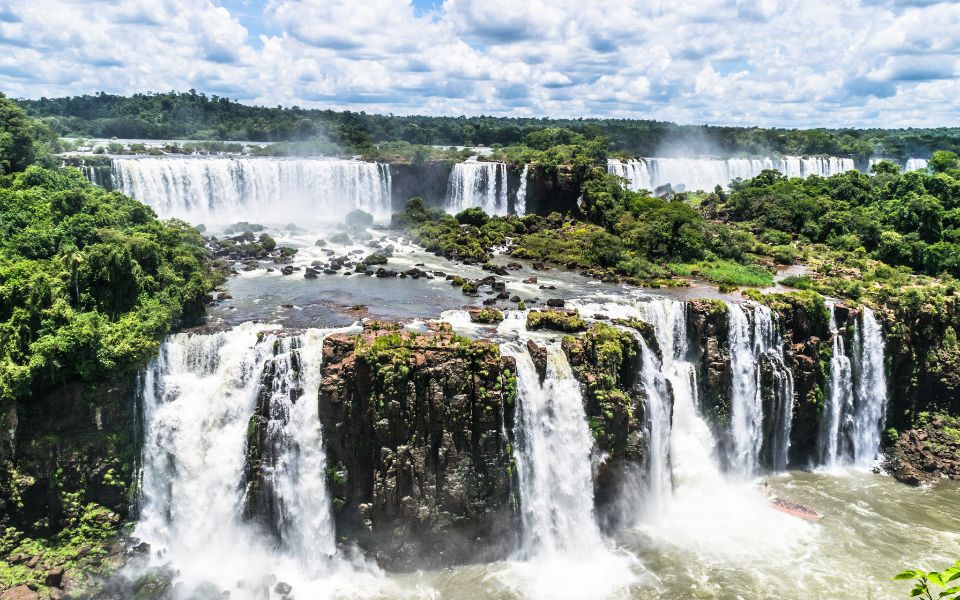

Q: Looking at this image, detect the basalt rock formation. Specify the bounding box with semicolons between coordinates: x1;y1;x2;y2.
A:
315;323;519;569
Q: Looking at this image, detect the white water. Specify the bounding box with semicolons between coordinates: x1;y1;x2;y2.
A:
727;303;795;474
515;164;529;215
135;322;387;599
869;157;929;172
608;156;856;192
445;160;509;215
851;307;888;467
637;336;673;511
819;301;855;468
109;156;393;223
499;342;639;600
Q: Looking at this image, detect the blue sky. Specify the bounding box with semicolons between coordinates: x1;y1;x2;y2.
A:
1;0;959;127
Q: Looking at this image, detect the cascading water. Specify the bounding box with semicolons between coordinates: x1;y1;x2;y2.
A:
107;156;393;223
506;342;603;556
515;164;529;215
135;322;377;598
446;160;509;215
869;157;929;172
818;301;854;468
608;156;856;192
851;307;888;467
815;305;888;469
727;303;795;474
636;336;673;511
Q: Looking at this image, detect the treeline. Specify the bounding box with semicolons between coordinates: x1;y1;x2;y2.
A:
18;91;960;159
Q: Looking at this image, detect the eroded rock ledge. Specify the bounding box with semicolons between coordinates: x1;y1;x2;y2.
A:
316;323;518;570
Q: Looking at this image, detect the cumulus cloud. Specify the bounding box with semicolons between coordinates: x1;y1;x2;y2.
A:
1;0;958;126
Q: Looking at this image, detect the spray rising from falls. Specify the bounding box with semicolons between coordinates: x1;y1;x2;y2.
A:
608;156;855;192
727;303;795;475
107;156;393;223
446;161;509;215
135;323;375;597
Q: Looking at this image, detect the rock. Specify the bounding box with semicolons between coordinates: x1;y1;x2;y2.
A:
280;266;295;276
26;555;39;568
522;276;538;284
593;313;609;320
0;585;38;600
280;304;294;309
433;271;446;278
526;340;548;383
492;281;506;292
510;295;521;303
506;263;523;270
49;590;63;600
496;292;510;300
539;285;557;290
304;268;319;279
275;581;293;595
45;567;65;588
132;541;150;553
216;292;232;300
546;298;565;308
482;298;497;306
375;268;398;278
532;262;547;270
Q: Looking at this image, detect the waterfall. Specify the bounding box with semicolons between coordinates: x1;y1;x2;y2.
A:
818;301;854;468
515;164;529;215
727;303;794;475
851;307;888;466
446;160;509;216
906;158;929;172
607;156;856;192
637;336;672;511
135;322;366;595
107;156;393;223
815;305;888;468
638;300;725;488
505;342;603;556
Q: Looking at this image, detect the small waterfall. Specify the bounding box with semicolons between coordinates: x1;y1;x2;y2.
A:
608;156;855;192
108;156;393;223
446;160;509;215
851;307;888;466
637;336;672;510
727;303;794;474
135;323;362;594
514;164;529;215
906;158;929;172
505;342;603;557
818;301;854;468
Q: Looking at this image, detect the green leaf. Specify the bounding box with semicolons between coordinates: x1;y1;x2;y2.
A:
939;586;960;598
895;570;925;581
931;573;946;587
946;569;960;584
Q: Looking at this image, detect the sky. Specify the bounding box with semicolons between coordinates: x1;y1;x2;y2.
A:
1;0;959;127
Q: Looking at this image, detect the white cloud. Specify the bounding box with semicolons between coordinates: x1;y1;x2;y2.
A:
1;0;959;127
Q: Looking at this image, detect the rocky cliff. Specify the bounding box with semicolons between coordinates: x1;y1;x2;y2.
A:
314;323;519;570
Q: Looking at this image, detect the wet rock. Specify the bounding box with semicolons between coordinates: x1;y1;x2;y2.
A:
526;340;548;383
132;541;150;553
304;268;319;279
539;285;557;290
280;266;295;276
509;295;521;303
482;298;497;306
275;581;293;595
546;298;565;308
45;567;65;588
375;268;398;278
492;281;506;292
506;263;523;270
496;292;510;300
532;262;547;271
522;276;538;284
216;292;232;300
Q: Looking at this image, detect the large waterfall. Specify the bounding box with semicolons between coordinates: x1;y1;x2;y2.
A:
446;160;509;215
727;304;795;474
851;307;888;466
817;305;889;468
506;343;604;556
107;156;393;223
608;156;856;192
135;323;377;598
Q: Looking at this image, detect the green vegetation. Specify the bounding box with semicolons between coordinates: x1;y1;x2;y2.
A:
894;561;960;599
469;308;504;324
526;310;588;333
0;165;217;400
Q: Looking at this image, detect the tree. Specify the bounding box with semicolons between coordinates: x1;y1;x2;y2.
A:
0;93;40;174
59;243;85;305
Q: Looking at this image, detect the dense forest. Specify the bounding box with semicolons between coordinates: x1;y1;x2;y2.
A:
18;91;960;160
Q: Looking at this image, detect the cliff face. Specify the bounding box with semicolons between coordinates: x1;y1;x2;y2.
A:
524;165;583;216
388;162;455;211
315;324;518;570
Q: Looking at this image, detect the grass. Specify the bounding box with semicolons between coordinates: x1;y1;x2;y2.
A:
669;260;774;287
